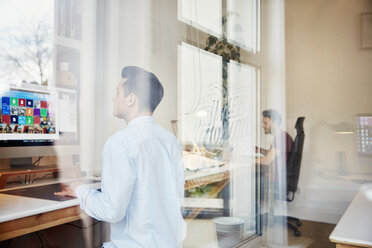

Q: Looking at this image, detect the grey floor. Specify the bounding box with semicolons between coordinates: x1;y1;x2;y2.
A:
0;218;335;248
183;219;336;248
286;220;336;248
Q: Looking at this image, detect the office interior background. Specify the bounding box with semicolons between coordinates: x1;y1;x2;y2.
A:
0;0;371;247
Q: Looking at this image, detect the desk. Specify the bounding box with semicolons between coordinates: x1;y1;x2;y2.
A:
0;178;99;241
329;188;372;248
0;166;232;241
185;165;230;190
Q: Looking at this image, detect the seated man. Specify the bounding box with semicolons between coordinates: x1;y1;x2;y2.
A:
257;109;294;203
257;109;293;167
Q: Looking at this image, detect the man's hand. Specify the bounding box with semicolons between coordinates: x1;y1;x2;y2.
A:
256;148;277;166
54;181;83;197
256;146;269;155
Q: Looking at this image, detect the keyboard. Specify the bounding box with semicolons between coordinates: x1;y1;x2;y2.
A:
0;179;100;202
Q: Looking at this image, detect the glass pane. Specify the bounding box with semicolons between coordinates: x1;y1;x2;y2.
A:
228;61;259;235
0;0;267;247
179;42;260;246
178;0;222;37
356;116;372;156
227;0;260;53
178;42;223;146
0;0;54;86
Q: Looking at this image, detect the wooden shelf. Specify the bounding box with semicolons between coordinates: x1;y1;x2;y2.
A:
0;205;86;241
0;165;81;189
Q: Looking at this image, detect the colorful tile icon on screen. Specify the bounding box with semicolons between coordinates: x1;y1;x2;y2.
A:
18;116;26;125
26;99;33;107
18;98;26;107
2;106;10;115
34;100;41;108
26;108;33;116
40;109;47;117
26;116;33;125
34;116;40;125
41;117;47;125
2;115;10;124
11;107;20;115
41;101;47;109
10;98;18;106
19;108;26;116
2;97;10;106
11;115;18;124
34;108;40;117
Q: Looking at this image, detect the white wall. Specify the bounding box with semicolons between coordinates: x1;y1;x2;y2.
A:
286;0;372;223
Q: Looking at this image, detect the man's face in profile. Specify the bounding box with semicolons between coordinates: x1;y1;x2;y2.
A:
112;78;128;119
262;117;272;134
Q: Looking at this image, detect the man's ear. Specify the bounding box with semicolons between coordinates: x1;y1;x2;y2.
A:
127;93;136;106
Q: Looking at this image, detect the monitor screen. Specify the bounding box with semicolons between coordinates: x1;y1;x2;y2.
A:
0;87;59;141
356;115;372;156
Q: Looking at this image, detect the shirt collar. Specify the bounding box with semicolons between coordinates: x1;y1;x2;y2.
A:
127;115;155;127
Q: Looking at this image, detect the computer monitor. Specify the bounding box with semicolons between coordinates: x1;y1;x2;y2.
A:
356;115;372;157
1;86;58;141
0;85;79;164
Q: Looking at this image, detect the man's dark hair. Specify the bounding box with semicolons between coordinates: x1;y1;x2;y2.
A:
262;109;281;124
121;66;164;112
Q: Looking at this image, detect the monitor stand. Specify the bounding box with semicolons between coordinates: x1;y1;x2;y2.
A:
9;157;33;168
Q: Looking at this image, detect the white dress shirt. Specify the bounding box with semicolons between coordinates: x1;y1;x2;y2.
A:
75;116;186;248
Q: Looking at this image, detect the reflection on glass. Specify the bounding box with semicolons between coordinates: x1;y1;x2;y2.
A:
58;89;77;133
0;0;54;86
178;0;222;37
356;116;372;156
178;0;260;53
179;42;223;147
179;42;260;244
227;0;260;53
228;61;259;234
228;61;258;144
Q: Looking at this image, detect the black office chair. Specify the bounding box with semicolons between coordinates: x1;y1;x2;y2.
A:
285;117;305;236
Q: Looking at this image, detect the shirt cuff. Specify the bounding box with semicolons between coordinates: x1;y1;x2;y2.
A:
75;184;92;209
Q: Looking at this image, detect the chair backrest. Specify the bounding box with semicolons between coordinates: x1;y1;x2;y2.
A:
286;117;305;201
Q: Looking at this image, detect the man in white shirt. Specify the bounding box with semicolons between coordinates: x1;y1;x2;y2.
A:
56;66;186;247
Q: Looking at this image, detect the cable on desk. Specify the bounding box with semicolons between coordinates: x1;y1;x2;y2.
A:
32;156;43;167
15;176;24;184
36;231;45;248
31;173;54;184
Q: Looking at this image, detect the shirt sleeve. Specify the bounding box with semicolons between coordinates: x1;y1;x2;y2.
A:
176;148;185;198
75;137;136;223
175;142;185;198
